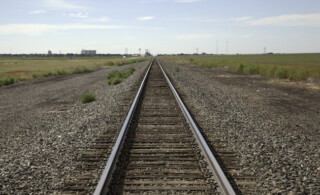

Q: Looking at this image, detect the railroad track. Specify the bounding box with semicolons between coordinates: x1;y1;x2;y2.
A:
94;58;236;194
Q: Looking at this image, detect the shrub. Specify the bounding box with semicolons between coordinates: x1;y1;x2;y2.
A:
275;68;289;79
203;62;217;68
246;65;260;75
81;93;96;104
236;64;244;73
108;70;122;80
125;67;136;76
43;72;53;77
106;61;115;66
0;77;16;86
174;66;180;72
32;73;41;78
116;61;125;66
56;70;67;75
267;66;277;77
108;77;123;85
294;69;310;81
107;67;135;85
71;67;90;74
4;77;15;85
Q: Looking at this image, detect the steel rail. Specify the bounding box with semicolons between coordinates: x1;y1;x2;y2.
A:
93;58;154;195
157;58;236;195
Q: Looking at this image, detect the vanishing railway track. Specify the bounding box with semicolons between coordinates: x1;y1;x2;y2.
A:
94;58;236;194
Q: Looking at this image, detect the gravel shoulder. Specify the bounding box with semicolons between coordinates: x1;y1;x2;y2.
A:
0;61;149;194
160;59;320;194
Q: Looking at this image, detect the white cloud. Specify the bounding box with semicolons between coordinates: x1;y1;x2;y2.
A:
44;0;85;10
67;12;88;18
84;16;111;23
29;10;47;14
247;13;320;27
173;16;251;23
138;16;154;21
139;0;167;3
232;17;251;22
98;16;110;22
0;24;126;35
175;0;200;2
176;34;215;40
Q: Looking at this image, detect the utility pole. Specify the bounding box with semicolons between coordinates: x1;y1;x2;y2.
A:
264;47;266;54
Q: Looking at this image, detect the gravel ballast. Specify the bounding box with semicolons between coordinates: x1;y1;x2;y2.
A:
160;59;320;194
0;61;149;194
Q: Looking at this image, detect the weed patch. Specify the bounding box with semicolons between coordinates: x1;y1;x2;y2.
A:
275;68;289;79
107;67;135;85
43;71;54;77
56;70;67;75
0;77;16;86
71;67;90;74
236;64;244;73
81;93;96;104
32;73;41;78
174;66;180;72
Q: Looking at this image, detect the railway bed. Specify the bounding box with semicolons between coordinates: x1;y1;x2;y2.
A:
62;58;258;194
94;59;235;194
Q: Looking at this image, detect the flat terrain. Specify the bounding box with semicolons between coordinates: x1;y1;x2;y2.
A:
0;57;319;194
0;61;149;193
0;56;148;87
160;59;320;193
162;54;320;81
168;53;320;67
0;56;115;78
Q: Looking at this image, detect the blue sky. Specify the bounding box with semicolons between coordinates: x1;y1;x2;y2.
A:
0;0;320;54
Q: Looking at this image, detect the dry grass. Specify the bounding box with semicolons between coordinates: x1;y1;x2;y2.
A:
160;54;320;81
0;56;149;87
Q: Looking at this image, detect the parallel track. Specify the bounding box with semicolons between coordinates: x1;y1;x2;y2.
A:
94;58;236;194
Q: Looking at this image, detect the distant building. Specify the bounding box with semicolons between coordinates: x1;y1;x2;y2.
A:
145;51;151;56
81;49;96;55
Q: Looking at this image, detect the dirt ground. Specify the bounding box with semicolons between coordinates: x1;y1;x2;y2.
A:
0;58;319;194
0;61;148;194
160;59;320;194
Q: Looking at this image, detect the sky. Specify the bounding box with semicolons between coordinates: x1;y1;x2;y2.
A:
0;0;320;54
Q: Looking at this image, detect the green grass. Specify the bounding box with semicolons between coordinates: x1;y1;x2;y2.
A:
81;93;96;104
0;77;15;87
108;67;136;85
174;66;180;72
0;56;149;87
160;54;320;81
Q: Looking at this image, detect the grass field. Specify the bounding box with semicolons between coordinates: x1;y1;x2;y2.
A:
160;54;320;81
0;56;149;86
